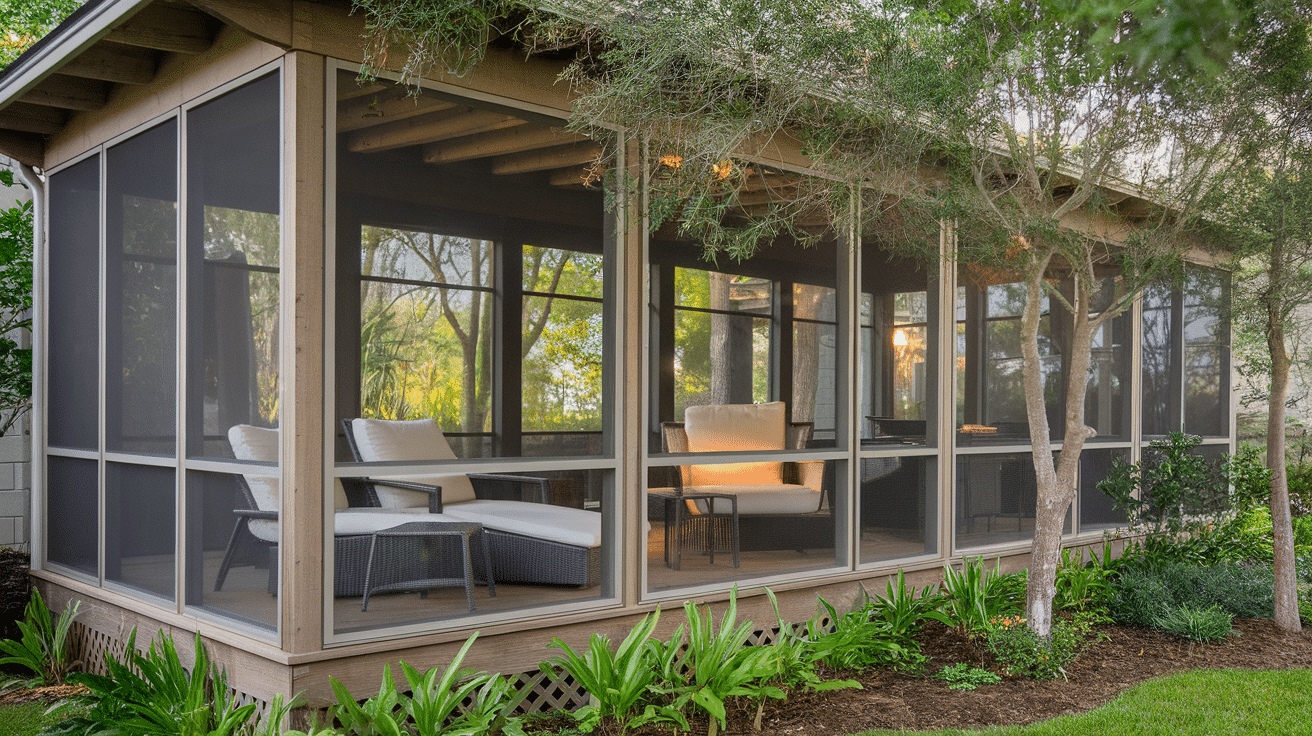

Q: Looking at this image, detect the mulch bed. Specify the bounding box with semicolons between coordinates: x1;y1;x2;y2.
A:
577;618;1312;736
0;683;86;706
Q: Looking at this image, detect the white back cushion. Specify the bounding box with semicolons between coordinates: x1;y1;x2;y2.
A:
228;424;280;512
350;418;477;507
684;402;785;486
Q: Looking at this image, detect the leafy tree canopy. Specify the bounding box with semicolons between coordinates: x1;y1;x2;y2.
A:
0;0;80;70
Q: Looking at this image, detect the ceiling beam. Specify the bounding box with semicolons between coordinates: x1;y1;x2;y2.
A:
105;3;215;54
337;76;390;102
338;90;455;133
21;74;108;111
491;142;603;175
0;102;67;134
547;166;598;188
423;125;586;165
0;131;43;168
347;109;527;153
57;42;156;85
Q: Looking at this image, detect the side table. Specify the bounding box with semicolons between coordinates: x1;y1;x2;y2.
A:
648;489;740;570
361;521;496;612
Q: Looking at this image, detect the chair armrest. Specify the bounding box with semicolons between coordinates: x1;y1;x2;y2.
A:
362;479;444;513
233;509;279;521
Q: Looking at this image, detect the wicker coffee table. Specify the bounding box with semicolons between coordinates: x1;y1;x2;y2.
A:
648;489;740;570
360;521;496;612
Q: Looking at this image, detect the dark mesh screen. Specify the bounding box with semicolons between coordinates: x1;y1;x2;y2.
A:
48;157;101;451
106;462;175;599
185;470;276;631
860;455;936;562
46;456;97;575
1079;447;1128;532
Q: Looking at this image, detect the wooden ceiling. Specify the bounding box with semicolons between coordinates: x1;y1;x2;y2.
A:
336;75;603;190
0;0;221;166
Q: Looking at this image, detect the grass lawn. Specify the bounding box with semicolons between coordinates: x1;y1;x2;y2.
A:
860;668;1312;735
0;701;68;736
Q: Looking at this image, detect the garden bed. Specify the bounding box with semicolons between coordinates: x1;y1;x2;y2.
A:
588;617;1312;736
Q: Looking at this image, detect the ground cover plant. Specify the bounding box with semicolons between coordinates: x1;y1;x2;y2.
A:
0;590;79;689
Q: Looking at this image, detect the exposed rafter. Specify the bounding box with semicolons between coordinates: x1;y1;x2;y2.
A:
21;74;109;111
104;3;216;54
338;89;455;133
347;108;527;153
0;102;67;135
423;125;586;165
57;42;157;85
491;142;602;175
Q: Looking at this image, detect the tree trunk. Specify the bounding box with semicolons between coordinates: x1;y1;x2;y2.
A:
709;271;733;405
1267;239;1302;631
1021;266;1098;637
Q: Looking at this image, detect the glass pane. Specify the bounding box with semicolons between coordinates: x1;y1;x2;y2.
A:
792;284;837;443
106;463;175;599
46;456;97;576
860;455;937;562
1079;448;1128;533
1183;268;1229;437
48;156;100;451
674;268;773;313
106;120;177;455
1140;281;1175;436
674;311;770;416
956;453;1044;549
187;73;281;458
1085;310;1131;441
522;246;603;439
185;469;277;631
645;460;841;593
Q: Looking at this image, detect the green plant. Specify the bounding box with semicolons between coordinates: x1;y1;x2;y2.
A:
1108;567;1173;628
674;591;783;736
328;663;405;736
868;570;950;638
48;629;259;736
540;610;685;734
0;181;34;439
985;612;1104;680
1154;604;1235;642
1098;433;1238;564
932;663;1000;691
938;557;1024;636
1054;547;1111;613
0;589;80;688
807;597;925;672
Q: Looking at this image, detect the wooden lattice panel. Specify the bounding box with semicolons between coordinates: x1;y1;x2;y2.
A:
511;669;588;714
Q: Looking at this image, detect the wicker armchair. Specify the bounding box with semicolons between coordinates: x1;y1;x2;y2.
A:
341;418;601;587
660;402;834;552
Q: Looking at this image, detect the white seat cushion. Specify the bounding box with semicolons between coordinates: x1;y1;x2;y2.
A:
444;499;600;549
682;484;821;515
684;402;785;486
228;424;280;512
350;418;477;507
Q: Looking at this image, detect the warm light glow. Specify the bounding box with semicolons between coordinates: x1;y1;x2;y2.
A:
893;328;908;346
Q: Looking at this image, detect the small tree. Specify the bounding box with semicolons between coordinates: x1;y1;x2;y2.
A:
0;170;32;439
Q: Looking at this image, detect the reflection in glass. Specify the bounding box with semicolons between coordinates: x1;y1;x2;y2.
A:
793;284;837;441
860;455;936;562
1141;281;1175;436
860;241;937;446
106;463;175;600
672;269;772;417
187;72;281;459
1183;268;1229;437
522;246;604;438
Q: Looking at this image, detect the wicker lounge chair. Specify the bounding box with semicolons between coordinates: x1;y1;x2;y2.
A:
341;418;602;588
219;424;478;598
660;402;834;552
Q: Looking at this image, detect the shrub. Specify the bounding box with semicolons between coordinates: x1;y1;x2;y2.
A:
985;612;1103;680
1152;562;1274;619
0;589;80;688
48;629;260;736
1154;605;1235;642
808;597;924;672
1054;546;1112;613
932;663;1000;691
1108;568;1172;628
938;557;1025;636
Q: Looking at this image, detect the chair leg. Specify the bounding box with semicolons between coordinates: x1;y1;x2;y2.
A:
214;518;249;592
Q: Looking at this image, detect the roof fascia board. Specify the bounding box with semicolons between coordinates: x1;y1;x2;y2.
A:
0;0;157;119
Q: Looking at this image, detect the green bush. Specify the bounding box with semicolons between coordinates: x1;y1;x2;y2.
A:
984;612;1103;680
1153;604;1235;642
938;557;1025;636
1153;562;1274;619
1108;568;1173;628
932;663;999;691
0;590;80;688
